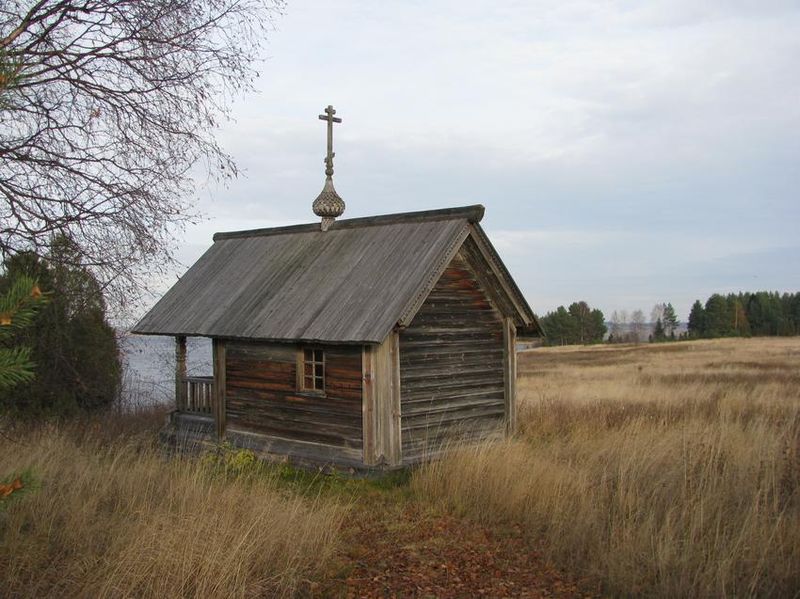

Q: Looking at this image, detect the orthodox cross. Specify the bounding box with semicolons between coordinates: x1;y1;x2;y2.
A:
318;105;341;177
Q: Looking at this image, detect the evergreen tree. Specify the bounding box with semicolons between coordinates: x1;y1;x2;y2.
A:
790;293;800;335
747;292;782;335
541;306;578;346
682;290;800;340
652;318;666;342
0;275;46;389
589;308;607;342
0;236;120;415
704;294;732;337
747;293;766;335
688;300;705;337
542;302;607;346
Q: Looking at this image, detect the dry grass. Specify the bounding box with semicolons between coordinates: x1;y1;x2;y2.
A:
413;338;800;597
3;338;799;597
0;420;345;598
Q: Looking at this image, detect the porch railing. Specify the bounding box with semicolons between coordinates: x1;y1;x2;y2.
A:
179;376;214;415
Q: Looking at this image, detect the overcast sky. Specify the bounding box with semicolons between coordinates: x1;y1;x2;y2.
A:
173;0;799;321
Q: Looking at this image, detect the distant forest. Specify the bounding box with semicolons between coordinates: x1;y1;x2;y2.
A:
687;291;800;338
538;291;800;346
539;301;607;346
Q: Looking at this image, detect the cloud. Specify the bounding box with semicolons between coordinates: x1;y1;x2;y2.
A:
146;0;799;322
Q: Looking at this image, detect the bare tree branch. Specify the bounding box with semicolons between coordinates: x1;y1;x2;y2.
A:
0;0;284;314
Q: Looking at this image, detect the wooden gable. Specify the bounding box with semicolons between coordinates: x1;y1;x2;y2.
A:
398;245;512;464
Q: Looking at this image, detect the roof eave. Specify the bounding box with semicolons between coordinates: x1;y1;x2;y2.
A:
213;204;485;241
128;329;383;345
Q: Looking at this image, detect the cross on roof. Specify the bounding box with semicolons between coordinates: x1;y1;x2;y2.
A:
318;105;341;177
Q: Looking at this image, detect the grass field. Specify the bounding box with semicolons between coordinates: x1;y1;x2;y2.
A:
1;337;798;597
0;419;344;598
415;338;800;597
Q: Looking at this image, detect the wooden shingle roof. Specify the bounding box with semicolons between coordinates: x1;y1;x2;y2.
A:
133;205;537;343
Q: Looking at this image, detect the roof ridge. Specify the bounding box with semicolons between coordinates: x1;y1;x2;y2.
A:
213;204;485;241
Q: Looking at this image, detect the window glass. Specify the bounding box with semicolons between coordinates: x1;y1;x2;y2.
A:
301;348;324;392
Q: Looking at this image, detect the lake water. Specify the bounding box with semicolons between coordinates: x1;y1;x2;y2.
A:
120;334;211;406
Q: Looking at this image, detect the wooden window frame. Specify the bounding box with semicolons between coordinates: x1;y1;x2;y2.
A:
297;346;325;395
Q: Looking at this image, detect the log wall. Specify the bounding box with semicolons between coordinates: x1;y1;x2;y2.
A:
399;249;507;464
224;342;363;452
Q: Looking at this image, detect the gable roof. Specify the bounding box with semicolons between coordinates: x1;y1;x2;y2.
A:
133;205;539;343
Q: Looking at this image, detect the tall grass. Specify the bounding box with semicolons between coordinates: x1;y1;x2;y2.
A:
413;338;800;597
0;424;345;598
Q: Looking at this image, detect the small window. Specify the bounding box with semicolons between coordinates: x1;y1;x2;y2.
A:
301;348;325;393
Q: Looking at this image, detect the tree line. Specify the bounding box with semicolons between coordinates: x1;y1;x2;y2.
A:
539;291;799;347
687;292;800;338
540;302;679;346
539;301;607;346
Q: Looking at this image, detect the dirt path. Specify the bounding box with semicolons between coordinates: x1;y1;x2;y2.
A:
318;499;595;598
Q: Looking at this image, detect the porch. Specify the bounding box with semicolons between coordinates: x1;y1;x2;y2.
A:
177;375;214;415
172;335;224;437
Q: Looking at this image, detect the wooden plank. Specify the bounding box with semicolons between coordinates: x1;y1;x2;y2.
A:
402;376;504;394
400;346;504;360
503;317;517;435
376;331;404;467
175;336;187;411
226;392;362;424
388;331;402;466
401;422;504;464
402;406;507;432
362;331;403;467
213;338;227;440
294;346;304;391
401;336;503;350
402;396;505;416
225;426;365;466
401;364;503;381
226;415;363;448
226;342;297;363
402;416;505;441
225;389;361;415
400;357;503;373
362;345;376;465
225;400;363;431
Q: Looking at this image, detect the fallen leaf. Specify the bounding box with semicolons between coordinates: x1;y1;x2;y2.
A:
0;477;23;499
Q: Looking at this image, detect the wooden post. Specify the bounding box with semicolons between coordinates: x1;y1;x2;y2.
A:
362;346;377;465
175;335;187;411
212;338;227;440
363;331;402;467
387;331;402;466
503;318;517;435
